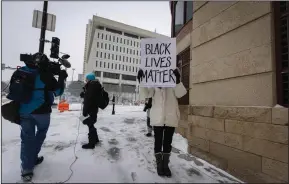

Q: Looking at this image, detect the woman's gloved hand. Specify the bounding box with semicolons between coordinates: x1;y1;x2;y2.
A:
137;69;145;83
173;69;181;84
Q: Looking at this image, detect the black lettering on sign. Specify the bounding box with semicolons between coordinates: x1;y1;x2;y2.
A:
169;69;175;83
145;57;151;67
146;43;172;55
163;70;169;83
145;44;151;55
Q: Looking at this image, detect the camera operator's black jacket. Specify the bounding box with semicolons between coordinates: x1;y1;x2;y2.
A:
82;80;102;122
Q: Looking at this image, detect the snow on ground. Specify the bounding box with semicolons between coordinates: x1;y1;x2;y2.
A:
2;104;242;183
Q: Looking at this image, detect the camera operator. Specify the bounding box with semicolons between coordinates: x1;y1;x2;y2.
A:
14;53;68;181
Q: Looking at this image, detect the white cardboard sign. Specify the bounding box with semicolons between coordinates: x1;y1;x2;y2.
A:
140;37;176;88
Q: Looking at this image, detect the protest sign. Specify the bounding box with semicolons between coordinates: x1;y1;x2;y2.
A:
140;37;176;88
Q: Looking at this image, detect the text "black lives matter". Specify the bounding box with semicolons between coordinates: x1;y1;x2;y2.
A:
144;43;175;84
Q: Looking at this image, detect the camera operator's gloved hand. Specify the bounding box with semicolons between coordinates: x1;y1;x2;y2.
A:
173;69;181;84
80;91;85;98
59;70;68;80
137;69;145;83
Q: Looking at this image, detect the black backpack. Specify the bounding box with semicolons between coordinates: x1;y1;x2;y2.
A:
98;87;109;110
7;68;38;104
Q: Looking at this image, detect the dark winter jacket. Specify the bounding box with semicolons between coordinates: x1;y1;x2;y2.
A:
82;80;102;121
19;66;66;115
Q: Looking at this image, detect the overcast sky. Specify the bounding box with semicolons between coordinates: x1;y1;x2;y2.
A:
2;1;171;82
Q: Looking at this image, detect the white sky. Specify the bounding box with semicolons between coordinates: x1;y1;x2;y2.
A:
2;1;171;82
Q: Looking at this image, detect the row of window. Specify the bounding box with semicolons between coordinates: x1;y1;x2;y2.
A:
97;32;140;47
96;42;140;56
96;51;140;65
96;60;138;73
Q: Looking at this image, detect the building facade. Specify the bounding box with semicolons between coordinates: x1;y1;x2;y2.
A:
170;1;288;183
83;15;168;104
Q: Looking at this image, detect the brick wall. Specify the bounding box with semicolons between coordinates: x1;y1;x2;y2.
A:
177;105;288;183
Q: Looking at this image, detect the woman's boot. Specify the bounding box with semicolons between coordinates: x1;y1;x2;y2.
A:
155;152;164;176
163;153;172;177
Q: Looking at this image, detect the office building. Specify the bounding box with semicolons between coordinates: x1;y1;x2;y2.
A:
83;15;168;103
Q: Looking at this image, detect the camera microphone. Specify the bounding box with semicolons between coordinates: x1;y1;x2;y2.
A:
59;59;71;68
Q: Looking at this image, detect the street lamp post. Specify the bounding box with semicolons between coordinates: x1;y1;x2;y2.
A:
112;95;115;115
71;68;75;81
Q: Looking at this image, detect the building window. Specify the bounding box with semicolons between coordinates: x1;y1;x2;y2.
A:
104;53;106;59
120;38;122;43
97;42;99;48
113;45;114;51
122;74;136;81
109;44;111;50
126;66;128;71
98;33;100;38
109;35;111;41
113;36;115;42
112;54;114;60
123;65;124;70
126;57;128;62
108;63;110;69
104;62;106;68
123;56;125;61
100;61;102;68
96;60;98;67
173;1;194;36
119;55;121;61
119;64;121;70
101;43;103;49
108;54;110;59
103;72;120;79
274;2;289;107
133;58;135;63
100;52;102;58
186;1;193;21
95;71;101;77
116;46;118;52
117;37;119;43
177;47;190;105
105;43;107;49
105;34;107;40
96;52;98;57
129;66;131;71
130;58;132;63
101;34;103;39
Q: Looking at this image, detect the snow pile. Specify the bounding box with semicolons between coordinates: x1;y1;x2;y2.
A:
172;133;188;154
2;104;242;183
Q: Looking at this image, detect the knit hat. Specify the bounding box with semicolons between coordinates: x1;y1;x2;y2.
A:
86;73;95;81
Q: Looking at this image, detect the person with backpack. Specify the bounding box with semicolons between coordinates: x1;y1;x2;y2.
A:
5;53;68;181
80;73;104;149
137;68;187;177
143;97;153;137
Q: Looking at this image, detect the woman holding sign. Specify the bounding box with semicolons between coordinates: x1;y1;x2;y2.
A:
138;68;187;177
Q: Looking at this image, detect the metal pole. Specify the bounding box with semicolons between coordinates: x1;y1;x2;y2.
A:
72;68;75;81
112;95;115;115
39;1;48;53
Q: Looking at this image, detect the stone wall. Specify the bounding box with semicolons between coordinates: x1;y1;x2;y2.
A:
190;1;275;106
177;105;288;183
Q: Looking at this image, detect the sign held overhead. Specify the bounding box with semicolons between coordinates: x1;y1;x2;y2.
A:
140;37;176;88
32;10;56;32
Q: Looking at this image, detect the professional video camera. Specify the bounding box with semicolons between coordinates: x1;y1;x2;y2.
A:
19;37;71;75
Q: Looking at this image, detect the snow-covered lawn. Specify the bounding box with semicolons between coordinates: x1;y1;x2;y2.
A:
2;105;242;183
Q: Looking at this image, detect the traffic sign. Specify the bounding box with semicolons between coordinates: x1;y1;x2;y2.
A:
32;10;56;32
